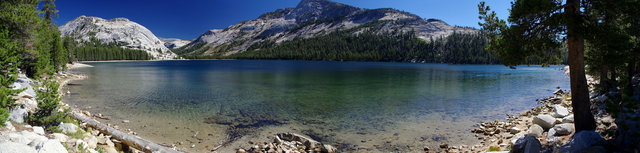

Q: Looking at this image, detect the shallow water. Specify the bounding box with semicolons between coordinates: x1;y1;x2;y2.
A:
64;60;569;152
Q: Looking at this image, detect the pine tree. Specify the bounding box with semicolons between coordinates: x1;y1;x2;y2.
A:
478;0;596;131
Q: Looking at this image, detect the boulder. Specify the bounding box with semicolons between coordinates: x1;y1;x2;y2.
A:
510;132;526;145
533;115;556;129
547;128;558;143
85;136;98;149
2;121;16;132
509;127;522;134
32;126;45;135
36;140;68;153
526;124;544;137
9;107;29;123
553;123;575;136
74;139;89;150
552;105;569;118
511;136;542;153
103;145;118;153
20;131;48;146
0;141;37;153
10;82;22;90
50;133;69;142
553;89;564;95
559;131;606;153
58;122;78;134
562;115;574;123
0;132;30;145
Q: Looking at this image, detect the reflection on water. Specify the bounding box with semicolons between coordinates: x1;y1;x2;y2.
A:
64;60;569;152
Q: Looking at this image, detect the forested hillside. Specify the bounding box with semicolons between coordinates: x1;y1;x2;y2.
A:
63;37;151;61
226;30;499;64
183;23;567;65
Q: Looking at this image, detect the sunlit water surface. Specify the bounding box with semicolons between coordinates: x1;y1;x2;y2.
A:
64;60;569;152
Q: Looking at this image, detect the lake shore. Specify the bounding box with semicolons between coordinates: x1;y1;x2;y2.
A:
0;63;167;153
61;61;572;153
462;66;619;153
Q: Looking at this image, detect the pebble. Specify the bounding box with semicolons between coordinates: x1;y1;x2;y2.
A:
440;143;448;148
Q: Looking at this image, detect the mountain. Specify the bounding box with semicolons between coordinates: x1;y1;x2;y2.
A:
179;0;475;57
159;38;190;49
59;16;177;59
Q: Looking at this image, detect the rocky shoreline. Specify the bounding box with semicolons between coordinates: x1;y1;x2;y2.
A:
453;66;638;153
5;63;634;153
0;63;163;153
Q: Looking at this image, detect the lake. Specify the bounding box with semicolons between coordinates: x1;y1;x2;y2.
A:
63;60;569;152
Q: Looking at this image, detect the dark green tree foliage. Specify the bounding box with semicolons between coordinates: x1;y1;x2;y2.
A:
39;0;57;24
171;42;210;57
0;0;69;127
28;79;68;131
584;0;640;96
0;27;21;127
212;29;502;64
63;37;152;61
479;0;597;132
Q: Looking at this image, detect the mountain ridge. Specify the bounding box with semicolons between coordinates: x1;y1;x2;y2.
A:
59;15;178;59
179;0;475;57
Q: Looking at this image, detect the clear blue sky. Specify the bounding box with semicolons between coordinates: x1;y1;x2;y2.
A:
54;0;511;40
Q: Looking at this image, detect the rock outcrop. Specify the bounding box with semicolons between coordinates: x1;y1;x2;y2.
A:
238;132;337;153
59;16;177;59
159;38;190;49
183;0;474;56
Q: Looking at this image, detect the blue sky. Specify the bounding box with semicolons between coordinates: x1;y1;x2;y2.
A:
54;0;511;40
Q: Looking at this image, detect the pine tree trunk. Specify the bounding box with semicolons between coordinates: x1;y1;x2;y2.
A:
566;0;596;132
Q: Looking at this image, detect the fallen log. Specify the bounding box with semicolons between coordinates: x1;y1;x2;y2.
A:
71;112;181;153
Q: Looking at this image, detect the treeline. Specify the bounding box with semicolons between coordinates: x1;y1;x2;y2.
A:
63;37;151;61
228;30;501;64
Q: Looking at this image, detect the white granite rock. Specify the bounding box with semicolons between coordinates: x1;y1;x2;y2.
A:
552;105;569;118
0;141;37;153
36;140;68;153
533;114;556;129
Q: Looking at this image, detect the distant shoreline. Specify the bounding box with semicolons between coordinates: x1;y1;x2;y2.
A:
76;59;568;67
